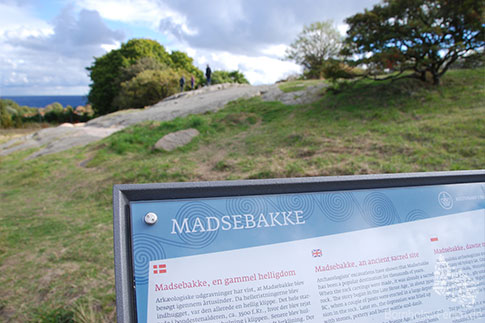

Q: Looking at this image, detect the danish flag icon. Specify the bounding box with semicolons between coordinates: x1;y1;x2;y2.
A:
153;264;166;274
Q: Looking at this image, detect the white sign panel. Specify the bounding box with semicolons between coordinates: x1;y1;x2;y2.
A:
127;181;485;322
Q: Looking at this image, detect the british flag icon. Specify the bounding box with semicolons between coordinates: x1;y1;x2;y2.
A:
312;249;322;257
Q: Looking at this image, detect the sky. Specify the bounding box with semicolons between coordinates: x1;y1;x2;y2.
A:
0;0;380;96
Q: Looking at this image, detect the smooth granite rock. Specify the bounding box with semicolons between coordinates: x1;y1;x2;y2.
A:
0;82;326;159
154;128;200;151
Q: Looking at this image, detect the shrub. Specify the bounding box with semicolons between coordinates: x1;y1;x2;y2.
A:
211;70;249;85
113;68;180;109
87;39;203;115
0;104;13;128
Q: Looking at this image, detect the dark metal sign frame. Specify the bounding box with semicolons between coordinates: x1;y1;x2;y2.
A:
113;170;484;322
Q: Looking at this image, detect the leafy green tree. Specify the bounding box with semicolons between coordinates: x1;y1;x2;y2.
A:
14;104;35;115
285;21;343;79
170;51;204;84
0;102;13;128
12;113;23;127
0;99;44;127
45;102;64;113
344;0;485;85
228;70;250;84
0;99;23;128
87;39;206;115
116;57;167;84
113;69;180;109
87;39;174;115
43;102;65;123
87;48;126;116
0;99;20;112
211;70;250;85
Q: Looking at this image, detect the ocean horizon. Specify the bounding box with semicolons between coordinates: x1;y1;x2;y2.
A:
1;95;88;108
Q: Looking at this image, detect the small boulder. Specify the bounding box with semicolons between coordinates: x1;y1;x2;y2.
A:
154;128;199;152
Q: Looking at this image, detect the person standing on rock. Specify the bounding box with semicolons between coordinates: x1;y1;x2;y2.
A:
180;76;185;92
205;65;212;86
190;75;195;90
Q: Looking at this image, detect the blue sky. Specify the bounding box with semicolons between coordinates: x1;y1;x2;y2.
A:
0;0;380;95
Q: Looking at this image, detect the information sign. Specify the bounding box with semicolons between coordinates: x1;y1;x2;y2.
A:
113;171;485;322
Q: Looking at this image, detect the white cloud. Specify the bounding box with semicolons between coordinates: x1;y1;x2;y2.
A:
241;57;302;85
184;48;301;85
337;24;349;36
261;44;289;59
101;41;121;52
128;0;379;85
75;0;379;56
0;3;124;95
76;0;196;35
153;0;381;55
76;0;163;24
0;3;53;39
1;0;383;95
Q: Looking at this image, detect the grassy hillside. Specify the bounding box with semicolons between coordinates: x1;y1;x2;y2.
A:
0;68;484;322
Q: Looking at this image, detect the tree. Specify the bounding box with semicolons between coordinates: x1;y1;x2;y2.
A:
170;51;204;84
343;0;485;85
0;99;24;128
87;39;203;115
116;57;167;85
86;48;125;116
0;102;13;128
211;70;250;85
113;69;180;109
285;21;343;79
44;102;64;113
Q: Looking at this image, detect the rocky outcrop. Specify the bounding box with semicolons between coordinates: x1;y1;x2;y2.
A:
85;83;272;128
0;123;122;159
0;82;326;159
262;83;327;105
154;128;200;151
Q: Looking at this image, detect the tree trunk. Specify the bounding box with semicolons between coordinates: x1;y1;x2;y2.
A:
420;71;427;82
432;74;440;85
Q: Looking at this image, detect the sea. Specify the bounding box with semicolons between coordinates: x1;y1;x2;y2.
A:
1;95;88;108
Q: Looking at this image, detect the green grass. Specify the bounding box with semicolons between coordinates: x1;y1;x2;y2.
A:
0;68;484;321
278;79;323;92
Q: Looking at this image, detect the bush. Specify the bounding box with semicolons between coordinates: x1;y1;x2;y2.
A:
44;102;64;113
322;59;363;81
0;104;13;128
0;99;22;128
113;68;180;109
87;39;203;115
211;70;249;85
0;99;94;127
